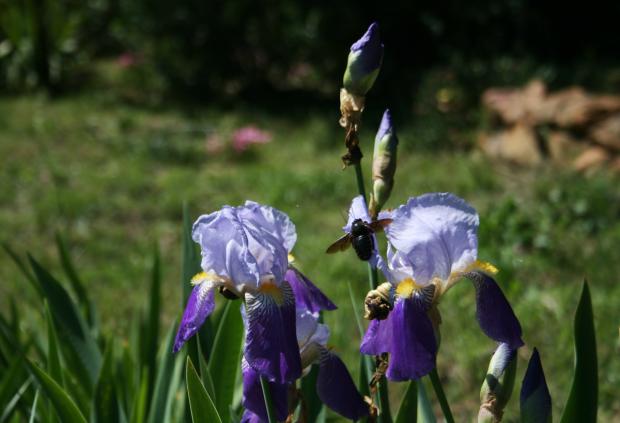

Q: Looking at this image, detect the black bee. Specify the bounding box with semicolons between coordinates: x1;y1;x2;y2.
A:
326;218;392;261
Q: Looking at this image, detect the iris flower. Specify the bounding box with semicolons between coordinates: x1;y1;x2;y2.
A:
174;201;334;384
241;306;369;422
361;193;523;381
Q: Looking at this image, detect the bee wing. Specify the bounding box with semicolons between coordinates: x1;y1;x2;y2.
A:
326;234;352;254
368;218;393;233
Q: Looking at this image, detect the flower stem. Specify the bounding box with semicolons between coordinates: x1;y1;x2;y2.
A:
260;376;277;423
353;161;368;201
429;367;455;423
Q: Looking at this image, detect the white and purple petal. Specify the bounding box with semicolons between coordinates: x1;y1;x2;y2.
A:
385;193;479;284
241;359;288;422
240;201;297;253
316;348;369;420
343;195;372;233
385;296;437;380
244;281;302;384
466;271;524;349
173;282;215;353
285;267;337;312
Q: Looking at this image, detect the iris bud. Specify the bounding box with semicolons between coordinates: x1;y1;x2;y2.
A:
369;109;398;218
343;22;384;96
520;348;552;423
478;343;518;423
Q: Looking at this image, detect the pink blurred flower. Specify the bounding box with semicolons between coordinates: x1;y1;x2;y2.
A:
116;52;143;68
231;125;273;152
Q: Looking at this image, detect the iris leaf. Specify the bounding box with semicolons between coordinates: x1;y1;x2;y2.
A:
27;360;87;423
560;281;598;423
186;357;222;423
395;381;417;423
207;301;244;418
92;344;120;423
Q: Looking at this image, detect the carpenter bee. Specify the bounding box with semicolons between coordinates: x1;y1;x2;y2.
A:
326;218;392;261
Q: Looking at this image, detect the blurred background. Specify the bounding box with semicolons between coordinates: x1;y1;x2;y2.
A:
1;0;619;420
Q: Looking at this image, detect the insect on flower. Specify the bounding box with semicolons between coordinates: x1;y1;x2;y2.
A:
326;195;391;261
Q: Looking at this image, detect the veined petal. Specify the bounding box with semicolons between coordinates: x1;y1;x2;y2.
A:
285;267;337;312
316;347;369;420
173;282;215;353
385;193;479;284
466;271;524;349
241;358;288;422
192;206;260;287
244;281;302;384
240;201;297;253
385;296;437;381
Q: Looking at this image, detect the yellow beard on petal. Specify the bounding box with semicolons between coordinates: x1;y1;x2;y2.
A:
396;277;423;298
259;281;284;305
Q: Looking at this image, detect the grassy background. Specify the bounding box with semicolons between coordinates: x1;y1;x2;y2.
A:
1;87;619;421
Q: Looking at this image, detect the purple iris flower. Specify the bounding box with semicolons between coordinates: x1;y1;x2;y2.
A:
361;193;523;381
174;201;334;384
241;306;369;422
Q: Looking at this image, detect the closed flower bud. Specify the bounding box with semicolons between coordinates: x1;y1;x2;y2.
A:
479;343;518;423
343;22;384;96
369;109;398;218
520;348;552;423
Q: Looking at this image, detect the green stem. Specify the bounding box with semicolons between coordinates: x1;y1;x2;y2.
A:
353;161;367;200
260;376;277;423
429;367;455;423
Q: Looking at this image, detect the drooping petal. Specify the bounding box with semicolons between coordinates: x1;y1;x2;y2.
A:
173;282;215;353
360;315;393;355
466;271;524;349
240;201;297;252
520;348;552;423
244;281;302;384
385;296;437;381
240;410;262;423
241;359;288;422
285;267;337;312
316;348;369;420
385;193;479;284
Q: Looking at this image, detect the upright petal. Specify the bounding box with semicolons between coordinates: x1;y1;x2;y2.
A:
241;359;288;422
240;201;297;253
244;281;302;384
285;267;337;312
343;195;372;233
173;282;215;353
296;308;329;350
317;348;369;420
385;296;437;381
385;193;479;283
520;348;552;423
192;206;260;287
466;271;524;349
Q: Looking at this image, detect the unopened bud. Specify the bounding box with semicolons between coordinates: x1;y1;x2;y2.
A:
343;22;384;97
479;343;518;423
369;109;398;218
520;348;552;423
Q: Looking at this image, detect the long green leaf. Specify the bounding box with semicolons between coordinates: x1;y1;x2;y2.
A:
181;202;201;305
560;281;598;423
144;246;161;402
129;370;148;423
92;345;119;423
45;303;64;388
29;389;39;423
417;380;436;423
0;378;32;422
301;365;325;423
208;301;244;418
28;256;101;390
395;381;417;423
27;361;87;423
146;321;178;423
55;233;98;331
186;358;222;423
196;335;216;402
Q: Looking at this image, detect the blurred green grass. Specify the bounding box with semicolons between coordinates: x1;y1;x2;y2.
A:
1;91;619;421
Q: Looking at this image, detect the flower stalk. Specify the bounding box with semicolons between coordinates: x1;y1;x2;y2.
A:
429;368;455;423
